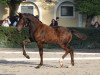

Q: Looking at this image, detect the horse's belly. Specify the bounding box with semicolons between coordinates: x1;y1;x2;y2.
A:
44;36;58;44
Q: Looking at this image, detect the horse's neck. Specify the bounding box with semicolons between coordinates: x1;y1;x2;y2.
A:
28;20;42;33
29;16;43;28
28;21;36;32
28;21;36;40
28;19;44;41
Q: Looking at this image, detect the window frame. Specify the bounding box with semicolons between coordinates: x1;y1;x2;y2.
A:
20;4;34;15
59;5;75;18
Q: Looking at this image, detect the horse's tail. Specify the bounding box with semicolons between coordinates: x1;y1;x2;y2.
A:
70;29;87;40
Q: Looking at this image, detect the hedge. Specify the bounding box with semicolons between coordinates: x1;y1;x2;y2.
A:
0;26;100;49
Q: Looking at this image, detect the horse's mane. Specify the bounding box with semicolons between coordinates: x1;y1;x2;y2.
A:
22;13;50;28
22;13;43;23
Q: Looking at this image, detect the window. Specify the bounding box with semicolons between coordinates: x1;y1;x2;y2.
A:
61;6;74;17
21;6;34;15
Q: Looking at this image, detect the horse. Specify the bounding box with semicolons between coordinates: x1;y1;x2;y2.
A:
16;13;87;68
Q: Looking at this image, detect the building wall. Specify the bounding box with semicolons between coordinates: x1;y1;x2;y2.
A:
35;0;79;27
0;0;82;27
36;1;79;27
55;1;78;27
0;0;100;27
41;6;55;25
0;4;9;20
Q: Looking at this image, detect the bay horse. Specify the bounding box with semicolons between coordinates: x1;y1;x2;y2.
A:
16;13;87;68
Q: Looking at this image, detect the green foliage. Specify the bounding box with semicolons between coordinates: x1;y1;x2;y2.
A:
7;0;23;4
0;0;23;5
69;27;100;49
0;27;99;49
74;0;100;15
0;0;7;5
0;0;23;7
0;26;29;48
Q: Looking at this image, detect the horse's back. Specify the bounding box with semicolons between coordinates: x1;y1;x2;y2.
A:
42;25;71;36
40;25;72;43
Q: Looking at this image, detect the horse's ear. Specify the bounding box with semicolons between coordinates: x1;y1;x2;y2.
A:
18;13;21;16
18;13;23;18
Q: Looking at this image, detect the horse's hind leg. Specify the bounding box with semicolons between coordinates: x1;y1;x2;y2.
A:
22;39;31;59
69;46;74;66
59;44;70;67
59;44;74;67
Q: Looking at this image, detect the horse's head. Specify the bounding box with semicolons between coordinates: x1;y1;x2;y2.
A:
16;13;28;31
17;13;42;32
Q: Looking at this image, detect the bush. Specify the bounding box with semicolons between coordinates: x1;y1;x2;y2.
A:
0;26;99;49
69;27;100;49
0;26;29;48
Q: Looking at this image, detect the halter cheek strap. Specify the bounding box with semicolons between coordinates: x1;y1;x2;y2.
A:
22;18;29;27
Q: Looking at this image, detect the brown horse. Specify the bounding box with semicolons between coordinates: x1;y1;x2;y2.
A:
16;13;87;68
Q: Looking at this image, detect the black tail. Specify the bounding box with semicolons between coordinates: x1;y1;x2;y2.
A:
70;29;87;40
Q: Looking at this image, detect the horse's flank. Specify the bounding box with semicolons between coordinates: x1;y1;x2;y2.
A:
33;23;72;44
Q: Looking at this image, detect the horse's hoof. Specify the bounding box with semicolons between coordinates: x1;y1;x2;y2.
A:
35;65;41;69
72;63;74;66
60;63;63;68
26;55;30;59
35;64;43;69
35;66;40;69
59;58;64;68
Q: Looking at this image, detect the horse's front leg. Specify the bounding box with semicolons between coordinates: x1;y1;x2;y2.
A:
35;43;43;68
22;39;31;59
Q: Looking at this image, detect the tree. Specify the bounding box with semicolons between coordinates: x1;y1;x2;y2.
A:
74;0;100;27
0;0;23;17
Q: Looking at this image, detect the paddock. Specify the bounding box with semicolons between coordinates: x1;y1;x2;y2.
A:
0;48;100;75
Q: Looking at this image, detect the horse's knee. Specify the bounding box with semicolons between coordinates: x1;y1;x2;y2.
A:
69;48;74;55
22;39;31;45
22;40;26;44
22;40;28;46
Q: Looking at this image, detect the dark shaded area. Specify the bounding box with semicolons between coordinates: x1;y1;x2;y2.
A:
0;27;99;49
0;59;37;67
75;49;100;53
0;60;60;68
